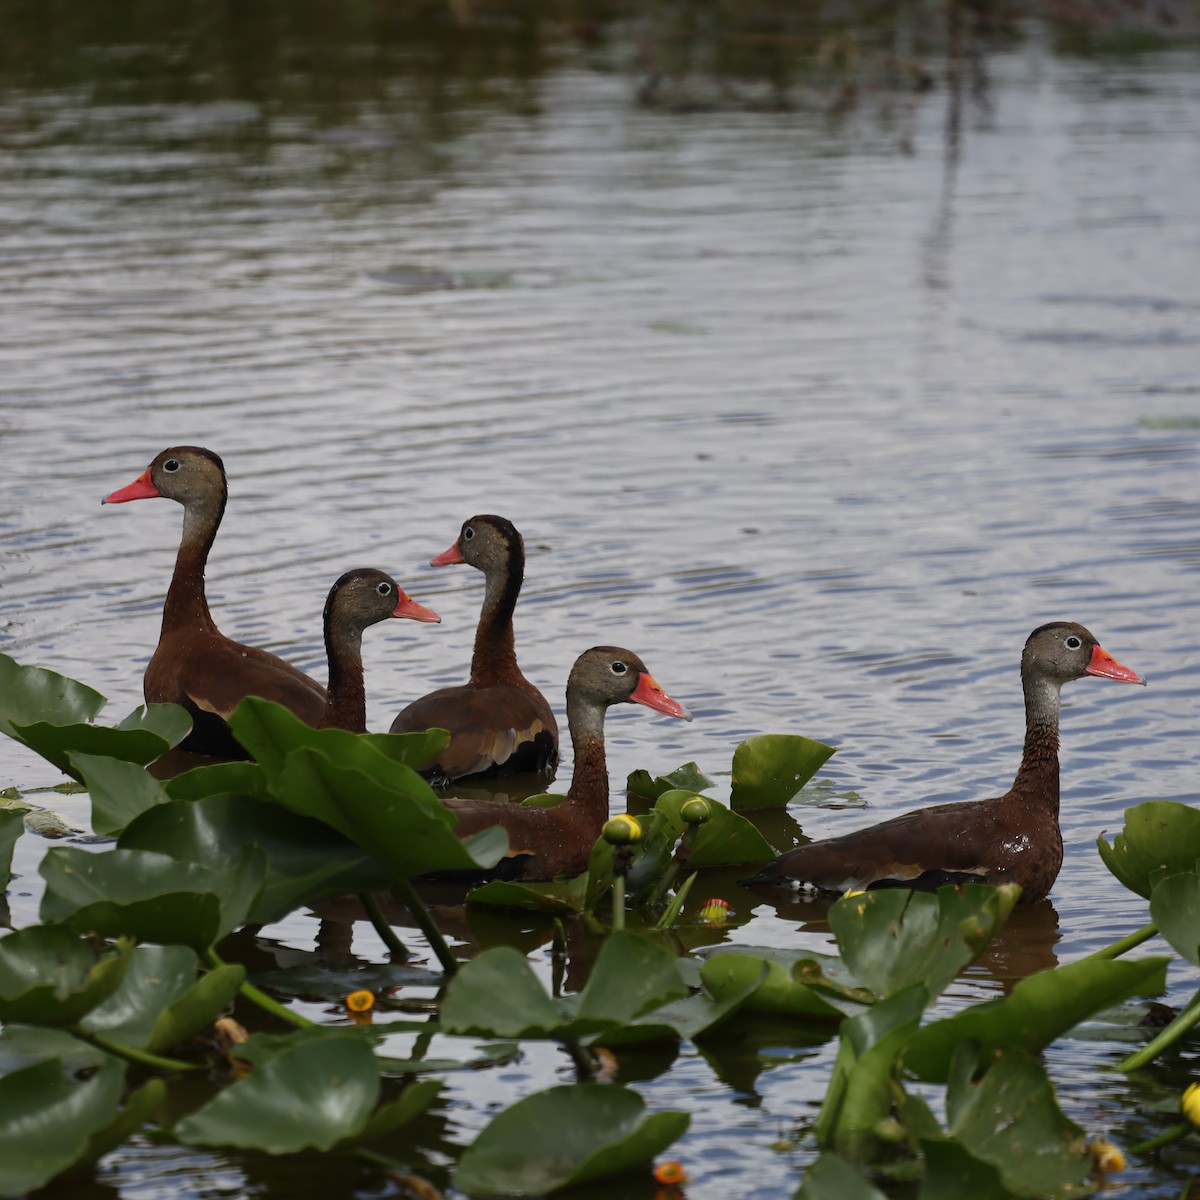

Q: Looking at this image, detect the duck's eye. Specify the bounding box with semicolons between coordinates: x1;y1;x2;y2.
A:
1065;635;1082;650
610;661;628;675
377;582;393;596
462;526;475;542
163;459;180;473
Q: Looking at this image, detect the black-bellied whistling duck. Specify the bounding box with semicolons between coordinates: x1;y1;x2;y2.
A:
390;514;559;785
318;569;440;733
741;622;1144;903
103;446;328;758
439;646;691;881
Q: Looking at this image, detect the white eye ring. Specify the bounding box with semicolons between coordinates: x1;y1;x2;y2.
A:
377;582;393;596
462;526;475;541
610;661;628;675
163;459;180;472
1065;635;1082;650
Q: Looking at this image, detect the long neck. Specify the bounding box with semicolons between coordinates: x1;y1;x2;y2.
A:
564;690;609;821
320;619;366;732
161;492;223;635
1007;671;1062;814
469;542;524;687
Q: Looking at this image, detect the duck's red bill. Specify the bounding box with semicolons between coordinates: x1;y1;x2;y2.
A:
430;542;466;567
102;468;159;504
393;593;441;623
630;672;693;721
1086;645;1145;685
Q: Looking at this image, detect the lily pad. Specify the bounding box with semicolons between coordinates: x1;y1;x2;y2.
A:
0;925;132;1027
0;1057;126;1196
39;846;266;953
465;876;588;915
1098;801;1200;899
81;944;244;1055
69;752;167;837
795;1153;890;1199
0;810;21;891
454;1083;689;1195
903;956;1170;1081
0;653;106;735
164;761;271;802
118;795;390;925
654;790;775;867
176;1034;384;1153
729;734;837;811
699;952;854;1021
627;762;715;801
1150;870;1200;966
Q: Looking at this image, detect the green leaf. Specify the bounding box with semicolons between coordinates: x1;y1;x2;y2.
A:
118;795;390;925
0;926;132;1027
69;752;167;837
0;1057;125;1196
627;762;715;801
918;1139;1012;1200
795;1153;890;1199
1150;870;1200;966
573;933;689;1026
0;810;22;891
454;1083;689;1195
440;947;564;1038
177;1034;382;1153
903;956;1171;1081
80;1077;167;1169
0;653;106;736
944;1044;1089;1197
164;761;271;802
830;885;1018;1000
465;876;588;914
729;734;837;811
39;846;266;953
81;944;243;1054
654;790;775;867
341;1078;441;1148
699;952;851;1021
1097;800;1200;899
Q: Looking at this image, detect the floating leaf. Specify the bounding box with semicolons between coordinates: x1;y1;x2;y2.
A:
39;846;266;953
903;956;1170;1082
830;885;1018;1000
700;952;853;1021
81;944;243;1054
0;810;21;891
0;1057;125;1197
0;926;132;1027
454;1083;689;1195
0;653;106;736
654;790;775;867
177;1034;382;1153
163;761;271;802
627;762;715;801
440;947;565;1039
572;933;690;1027
1098;801;1200;899
69;752;167;837
729;734;837;811
79;1078;167;1172
1150;870;1200;966
943;1043;1089;1197
465;877;588;915
118;795;389;925
795;1153;890;1199
918;1139;1012;1200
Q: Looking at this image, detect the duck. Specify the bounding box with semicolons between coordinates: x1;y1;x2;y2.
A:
103;446;328;758
438;645;691;881
390;514;559;785
318;568;440;732
741;622;1144;902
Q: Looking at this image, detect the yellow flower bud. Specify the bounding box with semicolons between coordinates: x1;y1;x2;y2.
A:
680;796;712;825
603;814;643;845
1182;1081;1200;1128
1087;1137;1126;1174
345;989;375;1014
653;1160;688;1185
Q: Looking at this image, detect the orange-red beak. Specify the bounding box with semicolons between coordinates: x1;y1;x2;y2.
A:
1086;644;1145;686
102;467;159;505
430;541;466;567
630;672;692;721
393;592;440;623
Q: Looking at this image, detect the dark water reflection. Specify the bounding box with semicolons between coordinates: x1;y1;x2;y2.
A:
2;3;1200;1197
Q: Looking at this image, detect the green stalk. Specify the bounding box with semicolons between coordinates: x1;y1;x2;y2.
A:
358;891;410;961
1120;986;1200;1073
562;1038;594;1081
612;873;626;932
206;949;316;1029
393;877;458;977
1082;921;1158;962
1129;1121;1190;1156
71;1027;200;1073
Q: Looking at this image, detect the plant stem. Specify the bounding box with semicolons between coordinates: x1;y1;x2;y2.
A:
353;1146;409;1170
1082;921;1158;962
71;1027;200;1073
393;878;458;977
562;1038;594;1081
1119;986;1200;1073
1129;1121;1190;1156
359;892;410;961
612;874;626;932
206;949;316;1029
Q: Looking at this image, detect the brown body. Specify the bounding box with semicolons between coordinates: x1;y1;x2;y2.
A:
741;622;1144;902
391;515;558;784
317;569;440;732
104;446;327;758
440;646;691;881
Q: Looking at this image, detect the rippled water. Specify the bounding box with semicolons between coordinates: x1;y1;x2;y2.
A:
2;8;1200;1198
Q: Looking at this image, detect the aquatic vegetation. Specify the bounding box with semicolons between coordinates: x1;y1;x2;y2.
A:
0;652;1194;1196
